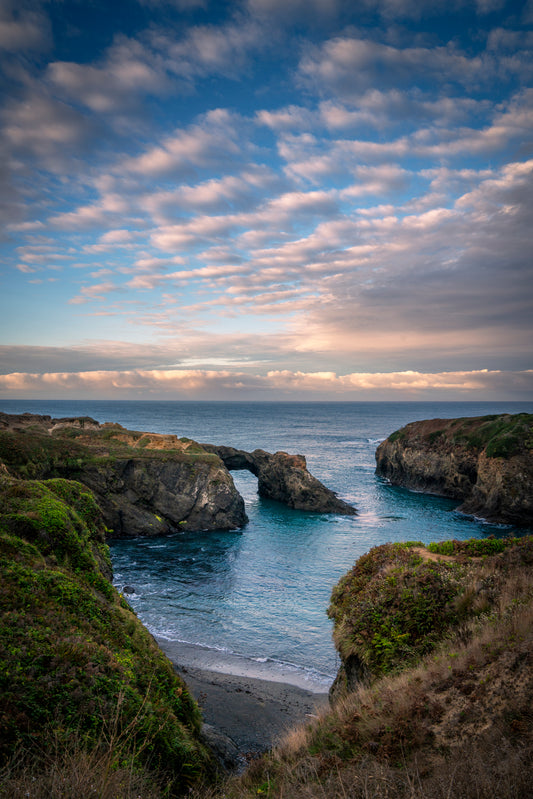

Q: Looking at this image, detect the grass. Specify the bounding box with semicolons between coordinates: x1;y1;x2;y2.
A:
0;427;220;484
195;537;533;799
1;413;532;798
386;413;533;460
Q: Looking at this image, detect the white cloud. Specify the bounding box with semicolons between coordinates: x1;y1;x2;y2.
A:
48;36;171;112
121;110;243;178
69;282;121;305
162;17;263;77
0;367;530;400
298;36;489;101
2;92;91;169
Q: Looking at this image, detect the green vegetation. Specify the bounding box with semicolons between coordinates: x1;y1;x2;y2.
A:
385;413;533;460
0;474;214;796
450;413;533;457
388;429;406;443
0;426;219;483
1;411;531;798
330;543;475;677
2;527;532;798
432;413;532;459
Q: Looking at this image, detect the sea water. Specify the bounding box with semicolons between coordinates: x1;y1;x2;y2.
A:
1;399;532;690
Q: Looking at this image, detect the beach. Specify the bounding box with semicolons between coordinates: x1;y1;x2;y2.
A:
157;638;330;762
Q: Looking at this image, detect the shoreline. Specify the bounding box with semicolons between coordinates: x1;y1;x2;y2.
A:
157;638;330;761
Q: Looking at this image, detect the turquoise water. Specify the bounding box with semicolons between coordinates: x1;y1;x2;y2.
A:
1;399;532;689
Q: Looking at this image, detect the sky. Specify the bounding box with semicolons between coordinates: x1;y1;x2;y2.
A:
1;0;532;401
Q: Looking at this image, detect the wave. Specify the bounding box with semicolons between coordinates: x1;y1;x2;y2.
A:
155;636;335;693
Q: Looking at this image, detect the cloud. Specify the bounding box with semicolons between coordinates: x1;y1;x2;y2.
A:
47;36;171;112
0;2;51;53
48;194;132;231
141;166;280;221
298;36;490;101
159;17;264;78
0;367;531;400
2;91;92;169
69;282;122;305
121;109;244;178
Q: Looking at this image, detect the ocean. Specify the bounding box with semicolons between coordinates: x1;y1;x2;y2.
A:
1;399;532;691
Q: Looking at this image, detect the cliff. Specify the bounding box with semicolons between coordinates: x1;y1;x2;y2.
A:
0;472;215;794
0;412;354;537
375;413;533;525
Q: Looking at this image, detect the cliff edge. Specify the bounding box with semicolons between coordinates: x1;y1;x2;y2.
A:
375;413;533;526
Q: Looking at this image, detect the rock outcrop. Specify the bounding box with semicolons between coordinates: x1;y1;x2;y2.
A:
201;444;356;515
0;412;355;537
328;537;533;702
0;413;246;537
375;413;533;526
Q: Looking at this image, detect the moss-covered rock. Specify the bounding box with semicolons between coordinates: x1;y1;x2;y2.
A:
328;537;533;698
0;474;215;794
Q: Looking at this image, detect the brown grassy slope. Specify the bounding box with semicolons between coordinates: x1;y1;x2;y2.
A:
201;537;533;799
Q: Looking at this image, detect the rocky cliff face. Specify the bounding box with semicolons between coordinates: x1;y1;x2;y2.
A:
78;457;246;537
0;413;246;537
0;412;355;538
375;413;533;526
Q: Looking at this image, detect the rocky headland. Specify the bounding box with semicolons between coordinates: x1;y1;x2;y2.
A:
0;412;355;538
375;412;533;526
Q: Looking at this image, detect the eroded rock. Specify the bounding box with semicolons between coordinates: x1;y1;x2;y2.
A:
202;444;356;515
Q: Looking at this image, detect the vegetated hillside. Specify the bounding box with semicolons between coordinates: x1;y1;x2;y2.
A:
204;537;533;799
375;413;533;525
0;472;215;797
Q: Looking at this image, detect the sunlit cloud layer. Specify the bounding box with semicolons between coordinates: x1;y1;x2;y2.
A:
1;0;532;399
1;368;531;401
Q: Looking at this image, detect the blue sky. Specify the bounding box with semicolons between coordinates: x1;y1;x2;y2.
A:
1;0;532;400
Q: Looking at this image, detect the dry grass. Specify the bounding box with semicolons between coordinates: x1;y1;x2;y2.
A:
197;561;533;799
0;733;165;799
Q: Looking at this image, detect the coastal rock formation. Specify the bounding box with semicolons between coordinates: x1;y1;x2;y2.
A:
375;413;533;526
201;444;356;515
78;456;247;538
0;413;246;537
0;412;355;537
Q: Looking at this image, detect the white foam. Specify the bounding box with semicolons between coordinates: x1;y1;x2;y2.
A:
156;637;334;693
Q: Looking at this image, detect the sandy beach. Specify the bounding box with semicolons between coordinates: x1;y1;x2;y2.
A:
157;638;330;762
